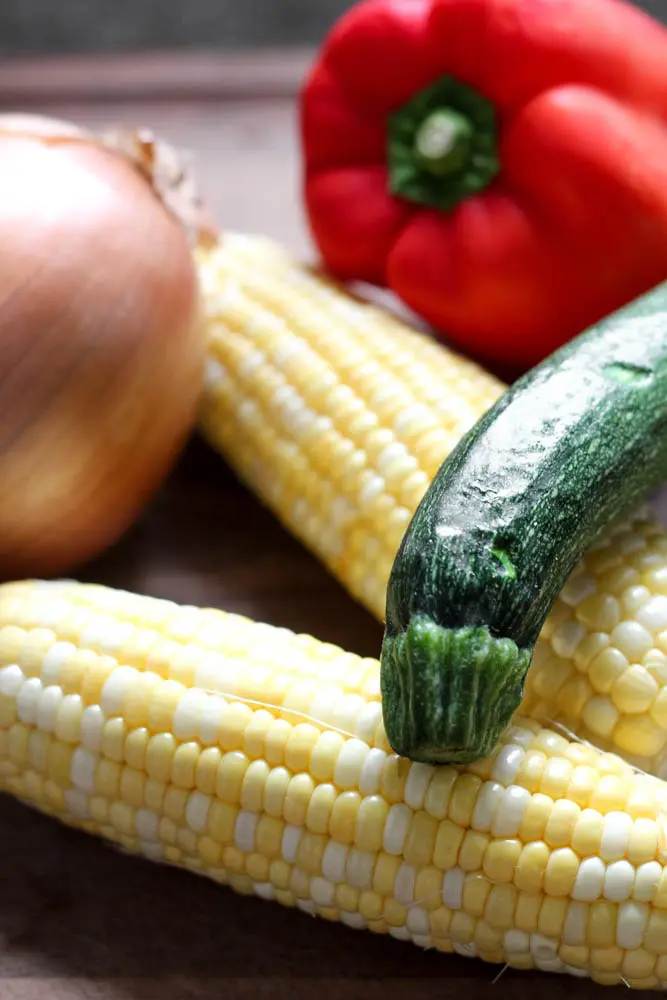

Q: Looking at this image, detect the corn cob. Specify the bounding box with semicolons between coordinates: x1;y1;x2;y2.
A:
4;580;667;989
197;233;504;618
195;234;667;777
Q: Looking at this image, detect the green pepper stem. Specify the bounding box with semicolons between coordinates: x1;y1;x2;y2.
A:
413;109;473;177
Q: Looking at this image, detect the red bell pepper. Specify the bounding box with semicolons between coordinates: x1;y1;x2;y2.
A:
300;0;667;370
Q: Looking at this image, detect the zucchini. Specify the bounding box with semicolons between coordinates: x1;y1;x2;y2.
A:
380;282;667;765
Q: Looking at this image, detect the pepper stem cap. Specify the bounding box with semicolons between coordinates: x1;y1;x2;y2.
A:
414;109;473;177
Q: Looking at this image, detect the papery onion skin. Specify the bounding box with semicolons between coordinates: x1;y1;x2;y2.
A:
0;116;205;578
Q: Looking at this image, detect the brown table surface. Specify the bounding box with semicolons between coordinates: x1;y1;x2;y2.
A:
0;51;631;999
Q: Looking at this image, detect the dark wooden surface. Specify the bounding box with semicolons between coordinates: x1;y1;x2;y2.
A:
0;53;627;999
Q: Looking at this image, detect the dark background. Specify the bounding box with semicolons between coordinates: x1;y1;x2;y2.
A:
0;0;664;56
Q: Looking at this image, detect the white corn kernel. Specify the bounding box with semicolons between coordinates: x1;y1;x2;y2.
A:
173;689;209;741
281;824;303;864
35;685;63;732
322;841;348;883
603;860;635;901
442;867;465;910
601;811;633;861
404;763;433;811
383;803;412;855
70;748;97;794
616;901;649;950
234;810;259;852
41;642;75;684
394;863;416;905
0;664;23;696
472;780;503;832
80;705;105;752
100;666;139;715
491;745;525;786
186;791;211;833
16;677;42;725
491;785;531;838
572;857;606;902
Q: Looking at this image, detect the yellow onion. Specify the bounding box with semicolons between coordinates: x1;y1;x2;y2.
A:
0;114;206;577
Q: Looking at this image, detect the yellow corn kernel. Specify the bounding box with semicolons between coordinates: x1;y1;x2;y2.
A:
243;710;275;759
207;801;238;845
263;765;290;817
645;911;667;954
539;758;573;799
379;755;408;804
424;767;457;820
403;810;438;868
414;866;444;913
433;819;464;871
449;774;482;828
216;751;249;804
302;782;334;836
46;741;72;787
54;694;84;744
245;852;270;883
615;716;665;758
519;793;553;842
463;874;491;918
109;801;135;836
589;775;630;814
589;900;617;949
147;679;186;733
124;727;149;770
458;830;490;872
145;732;176;782
144;778;166;812
543;848;579;897
359;890;383;922
485;884;518;930
611;665;659;715
544;799;581;848
538;896;568;938
514;841;549;894
240;759;270;812
283;773;316;828
355;794;388;852
572;809;604;857
368;853;397;900
119;767;145;809
198;836;222;867
482;839;522;884
515;751;547;794
79;654;115;705
329;791;361;845
195;746;221;794
163;787;188;823
296;832;327;876
284;723;320;773
309;731;345;783
256;815;284;858
171;741;200;790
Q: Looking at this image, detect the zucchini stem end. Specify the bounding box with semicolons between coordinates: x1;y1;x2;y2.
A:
380;616;532;765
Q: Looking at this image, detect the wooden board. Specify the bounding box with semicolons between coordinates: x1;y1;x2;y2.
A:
0;51;637;999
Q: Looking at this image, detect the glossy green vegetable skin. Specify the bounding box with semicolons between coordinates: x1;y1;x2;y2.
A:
381;283;667;765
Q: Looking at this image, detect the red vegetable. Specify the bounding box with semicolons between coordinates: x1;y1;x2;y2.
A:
301;0;667;370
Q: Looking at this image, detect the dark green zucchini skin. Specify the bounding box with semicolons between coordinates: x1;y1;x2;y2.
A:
381;282;667;765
